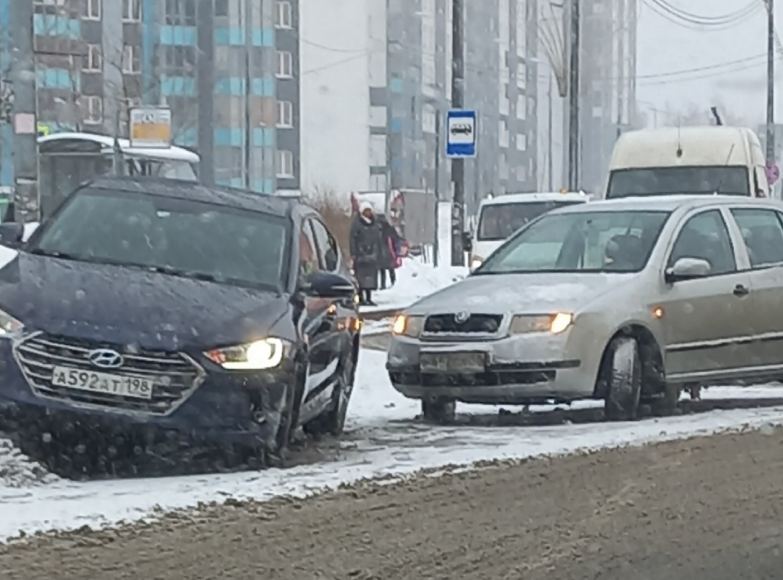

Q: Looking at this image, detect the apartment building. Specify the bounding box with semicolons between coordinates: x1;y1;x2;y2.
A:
32;0;300;194
33;0;144;135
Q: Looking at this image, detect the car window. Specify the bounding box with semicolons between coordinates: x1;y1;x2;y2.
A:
299;220;318;279
32;188;289;289
476;210;670;274
309;218;339;271
477;200;584;241
668;209;736;275
730;208;783;268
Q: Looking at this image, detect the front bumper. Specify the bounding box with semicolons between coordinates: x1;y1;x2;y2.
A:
0;336;296;450
386;329;599;405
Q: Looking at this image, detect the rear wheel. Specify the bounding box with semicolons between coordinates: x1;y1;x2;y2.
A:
421;398;456;424
602;337;641;421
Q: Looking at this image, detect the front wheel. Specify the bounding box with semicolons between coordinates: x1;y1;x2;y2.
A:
304;350;357;437
602;337;641;421
266;365;303;468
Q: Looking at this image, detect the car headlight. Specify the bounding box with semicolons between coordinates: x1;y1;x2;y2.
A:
510;312;573;335
0;308;24;338
204;338;289;370
392;314;424;338
470;255;484;270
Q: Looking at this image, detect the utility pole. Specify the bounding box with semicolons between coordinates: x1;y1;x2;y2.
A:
616;0;625;140
433;111;441;267
548;75;554;191
567;0;580;191
450;0;465;266
242;0;252;190
766;0;776;162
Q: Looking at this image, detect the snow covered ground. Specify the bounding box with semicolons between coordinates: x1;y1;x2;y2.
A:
2;347;783;540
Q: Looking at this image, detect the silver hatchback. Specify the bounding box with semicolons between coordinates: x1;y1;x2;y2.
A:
387;196;783;422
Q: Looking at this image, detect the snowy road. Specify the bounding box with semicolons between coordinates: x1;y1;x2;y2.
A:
3;348;783;540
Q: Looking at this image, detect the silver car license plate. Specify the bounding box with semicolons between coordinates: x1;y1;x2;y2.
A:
420;352;486;373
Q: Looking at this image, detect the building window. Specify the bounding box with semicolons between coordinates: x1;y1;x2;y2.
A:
164;0;196;26
214;0;228;17
276;51;293;77
162;46;196;74
276;150;294;177
276;1;292;28
123;0;141;21
122;45;141;74
276;100;293;127
86;0;101;20
83;44;102;72
81;96;103;125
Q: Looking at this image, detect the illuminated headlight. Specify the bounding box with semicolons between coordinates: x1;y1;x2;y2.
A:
470;256;484;270
0;308;24;338
392;314;424;338
204;338;290;370
510;312;573;335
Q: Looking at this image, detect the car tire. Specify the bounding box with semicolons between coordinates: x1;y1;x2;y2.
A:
304;348;357;437
603;337;641;421
265;363;304;468
649;381;680;416
421;398;456;424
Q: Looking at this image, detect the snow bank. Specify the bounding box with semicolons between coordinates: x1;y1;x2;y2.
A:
363;258;468;312
0;439;57;488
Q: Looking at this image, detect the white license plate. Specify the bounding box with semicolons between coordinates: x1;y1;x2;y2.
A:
51;366;155;400
420;352;486;373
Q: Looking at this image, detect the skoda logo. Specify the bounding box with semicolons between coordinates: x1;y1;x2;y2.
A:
87;349;124;369
454;311;470;324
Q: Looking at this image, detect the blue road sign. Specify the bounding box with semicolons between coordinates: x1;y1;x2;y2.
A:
446;109;477;158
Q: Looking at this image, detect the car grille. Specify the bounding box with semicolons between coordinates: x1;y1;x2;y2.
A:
423;313;504;334
14;332;204;416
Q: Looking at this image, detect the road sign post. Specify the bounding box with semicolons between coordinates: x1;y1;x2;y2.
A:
445;109;477;158
129;107;172;149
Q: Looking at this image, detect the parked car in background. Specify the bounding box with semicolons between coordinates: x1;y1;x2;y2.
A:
603;126;770;200
388;195;783;423
0;177;360;470
466;192;588;271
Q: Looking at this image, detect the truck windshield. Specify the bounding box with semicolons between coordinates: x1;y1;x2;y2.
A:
607;166;750;198
477;201;585;241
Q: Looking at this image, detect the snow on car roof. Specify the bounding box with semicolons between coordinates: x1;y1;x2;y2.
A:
38;132;200;164
481;192;587;206
550;194;783;214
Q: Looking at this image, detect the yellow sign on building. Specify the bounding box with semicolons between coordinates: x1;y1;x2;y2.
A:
129;107;172;148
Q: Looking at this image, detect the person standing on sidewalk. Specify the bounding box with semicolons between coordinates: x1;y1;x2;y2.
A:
377;213;403;290
350;201;383;306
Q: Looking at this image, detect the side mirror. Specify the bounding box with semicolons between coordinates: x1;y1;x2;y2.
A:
0;222;24;250
302;271;355;298
665;257;711;283
461;231;472;253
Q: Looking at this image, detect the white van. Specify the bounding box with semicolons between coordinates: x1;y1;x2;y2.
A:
467;192;588;271
602;126;770;200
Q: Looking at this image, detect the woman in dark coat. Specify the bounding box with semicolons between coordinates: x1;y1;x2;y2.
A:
377;214;402;289
350;201;384;306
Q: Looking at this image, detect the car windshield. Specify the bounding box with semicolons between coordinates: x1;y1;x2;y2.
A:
477;200;585;241
607;166;750;198
29;188;289;290
476;210;671;274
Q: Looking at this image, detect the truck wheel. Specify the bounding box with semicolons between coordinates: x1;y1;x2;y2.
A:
421;398;456;424
603;337;641;421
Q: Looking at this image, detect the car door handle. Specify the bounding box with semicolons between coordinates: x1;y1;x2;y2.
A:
733;284;750;297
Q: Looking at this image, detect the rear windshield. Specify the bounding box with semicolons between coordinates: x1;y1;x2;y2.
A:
607;166;750;199
477;200;585;241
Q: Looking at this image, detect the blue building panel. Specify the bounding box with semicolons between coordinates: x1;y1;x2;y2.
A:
252;180;275;193
213;28;274;46
215;128;243;147
390;118;403;133
252;129;275;147
159;25;197;46
251;29;275;46
36;69;77;90
33;15;80;39
160;76;196;96
251;78;274;97
174;127;197;147
141;0;157;103
390;78;403;93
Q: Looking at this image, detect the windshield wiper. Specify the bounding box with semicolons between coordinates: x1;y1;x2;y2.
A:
144;265;218;282
29;248;82;260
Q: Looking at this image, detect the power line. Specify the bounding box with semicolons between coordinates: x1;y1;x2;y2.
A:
643;0;762;30
654;0;759;23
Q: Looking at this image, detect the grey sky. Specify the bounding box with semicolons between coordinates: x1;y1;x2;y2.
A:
637;0;779;127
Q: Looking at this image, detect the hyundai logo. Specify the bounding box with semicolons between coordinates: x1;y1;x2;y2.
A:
454;311;470;324
87;349;124;369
